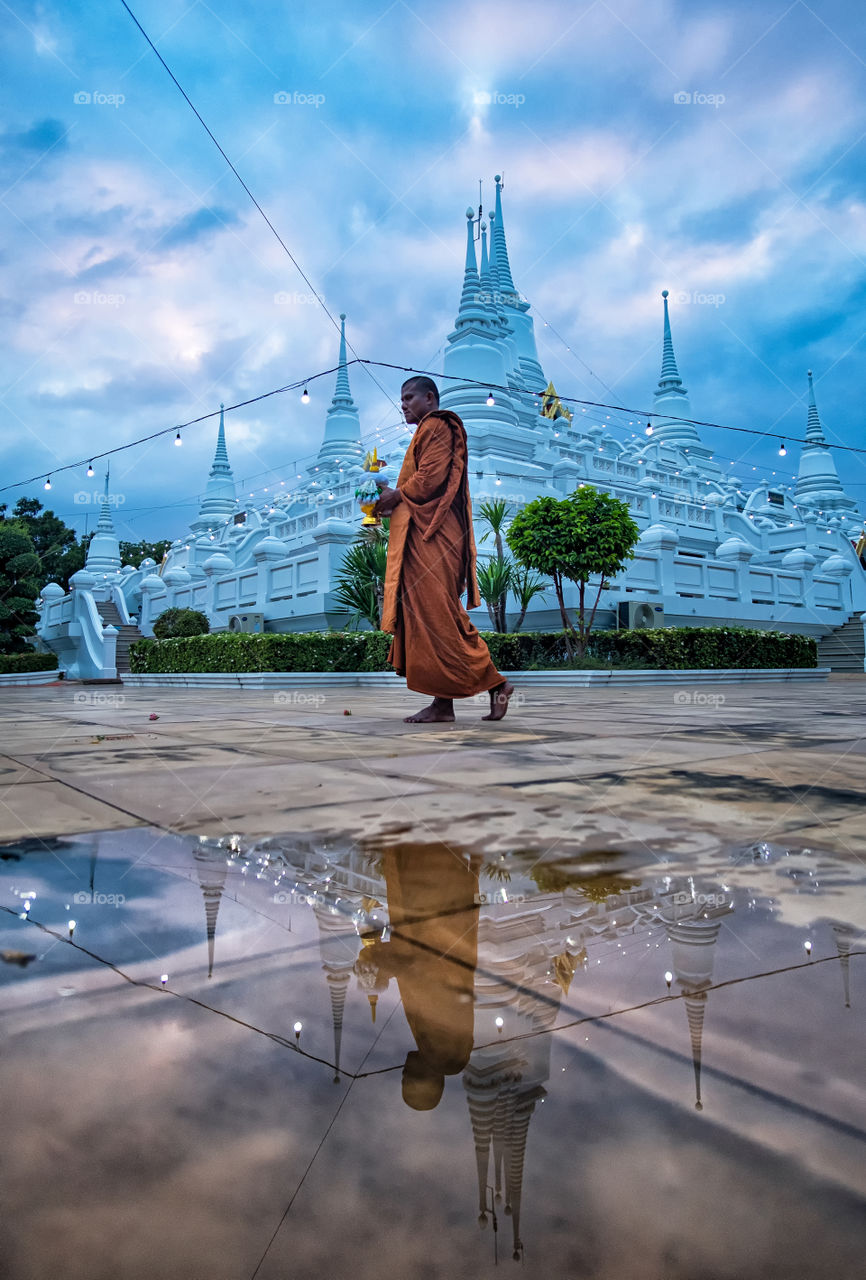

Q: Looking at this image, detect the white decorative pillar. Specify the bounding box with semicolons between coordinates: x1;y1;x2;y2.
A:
717;536;757;604
638;523;678;596
312;518;356;595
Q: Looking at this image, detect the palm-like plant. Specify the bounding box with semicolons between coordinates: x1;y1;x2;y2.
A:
476;557;512;632
477;498;512;631
333;525;389;629
509;563;548;632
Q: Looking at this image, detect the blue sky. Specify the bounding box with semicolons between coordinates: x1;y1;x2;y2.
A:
1;0;865;541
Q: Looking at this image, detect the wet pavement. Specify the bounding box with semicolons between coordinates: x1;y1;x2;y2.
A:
0;679;864;1278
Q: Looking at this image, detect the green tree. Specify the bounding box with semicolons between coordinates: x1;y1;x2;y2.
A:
507;486;640;658
0;524;42;652
333;525;389;629
120;539;172;566
4;497;83;588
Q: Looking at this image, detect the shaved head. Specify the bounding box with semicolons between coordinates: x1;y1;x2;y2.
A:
401;375;439;403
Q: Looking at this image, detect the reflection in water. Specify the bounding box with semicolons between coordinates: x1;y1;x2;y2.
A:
359;844;480;1110
11;831;859;1272
192;831;862;1265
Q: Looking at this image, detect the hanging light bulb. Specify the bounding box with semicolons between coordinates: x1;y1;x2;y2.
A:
664;971;673;989
486;391;495;406
301;388;310;404
778;441;787;456
87;461;94;477
645;422;654;435
44;476;51;490
175;430;182;446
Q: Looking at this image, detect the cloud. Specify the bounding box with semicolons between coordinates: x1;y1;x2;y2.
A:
0;117;69;155
159;206;241;250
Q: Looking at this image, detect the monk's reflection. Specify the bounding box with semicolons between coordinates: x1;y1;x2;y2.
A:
356;843;480;1110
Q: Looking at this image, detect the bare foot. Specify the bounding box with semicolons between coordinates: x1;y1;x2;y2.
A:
404;697;455;724
482;681;515;722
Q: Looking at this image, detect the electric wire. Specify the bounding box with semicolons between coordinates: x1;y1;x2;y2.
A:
116;0;397;411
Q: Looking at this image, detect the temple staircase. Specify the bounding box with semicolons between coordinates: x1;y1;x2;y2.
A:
817;617;865;673
97;601;143;674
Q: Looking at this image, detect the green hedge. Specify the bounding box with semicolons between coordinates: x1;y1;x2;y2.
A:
129;626;817;674
129;630;394;674
0;651;59;675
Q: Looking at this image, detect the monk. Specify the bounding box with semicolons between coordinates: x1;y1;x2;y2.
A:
374;376;515;723
356;841;481;1111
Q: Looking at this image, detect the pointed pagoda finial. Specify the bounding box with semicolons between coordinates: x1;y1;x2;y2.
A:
331;312;353;405
805;369;825;442
478;221;494;315
214;403;230;467
458;207;481;315
659;290;683;389
492;174;518;301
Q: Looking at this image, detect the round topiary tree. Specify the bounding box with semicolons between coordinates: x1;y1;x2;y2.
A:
152;607;210;640
507;485;640;658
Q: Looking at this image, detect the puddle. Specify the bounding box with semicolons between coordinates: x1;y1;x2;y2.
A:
1;825;864;1279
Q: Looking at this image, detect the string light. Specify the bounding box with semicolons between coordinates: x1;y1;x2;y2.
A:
87;462;94;477
301;388;310;404
645;422;653;435
486;391;495;406
779;441;787;456
44;476;51;490
175;430;182;447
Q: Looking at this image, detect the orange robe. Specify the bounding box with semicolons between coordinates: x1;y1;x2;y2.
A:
380;410;504;698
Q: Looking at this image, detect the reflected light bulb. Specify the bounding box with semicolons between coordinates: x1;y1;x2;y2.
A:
486;391;495;406
494;1016;504;1031
804;940;812;955
68;920;76;936
664;971;673;988
160;974;168;986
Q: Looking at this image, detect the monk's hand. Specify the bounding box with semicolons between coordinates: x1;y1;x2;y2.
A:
374;485;402;516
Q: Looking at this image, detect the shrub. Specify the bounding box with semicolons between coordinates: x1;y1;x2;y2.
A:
0;651;59;675
128;626;817;674
152;607;210;640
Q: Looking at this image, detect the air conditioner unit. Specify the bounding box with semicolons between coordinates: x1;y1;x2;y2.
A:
618;600;664;629
228;613;265;633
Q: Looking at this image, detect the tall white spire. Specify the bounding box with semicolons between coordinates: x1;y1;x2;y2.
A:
794;371;857;513
190;404;237;534
649;292;702;449
316;313;364;467
84;466;122;575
